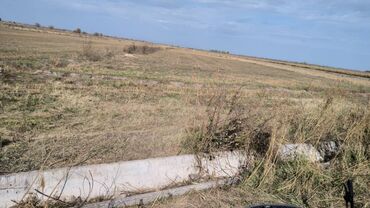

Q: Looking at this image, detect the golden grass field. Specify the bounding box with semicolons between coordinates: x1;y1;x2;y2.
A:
1;22;369;207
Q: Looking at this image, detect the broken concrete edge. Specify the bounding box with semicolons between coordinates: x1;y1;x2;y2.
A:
278;143;323;162
82;179;231;208
280;142;339;163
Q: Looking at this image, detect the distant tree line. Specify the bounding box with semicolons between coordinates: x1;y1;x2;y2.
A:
72;28;104;37
3;20;106;38
209;49;230;54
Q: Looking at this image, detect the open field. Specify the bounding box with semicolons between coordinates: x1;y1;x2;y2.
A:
1;22;369;207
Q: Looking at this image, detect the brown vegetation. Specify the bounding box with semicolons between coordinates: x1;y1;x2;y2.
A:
123;43;161;54
181;89;369;207
73;28;81;34
1;21;369;207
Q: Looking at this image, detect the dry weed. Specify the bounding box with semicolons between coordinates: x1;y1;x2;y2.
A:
183;91;370;207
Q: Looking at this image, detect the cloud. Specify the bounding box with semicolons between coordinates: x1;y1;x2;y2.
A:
43;0;370;42
52;0;370;25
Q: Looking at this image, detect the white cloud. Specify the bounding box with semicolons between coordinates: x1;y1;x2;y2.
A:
43;0;370;40
45;0;370;24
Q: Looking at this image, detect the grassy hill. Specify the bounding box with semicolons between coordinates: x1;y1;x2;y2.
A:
1;22;369;207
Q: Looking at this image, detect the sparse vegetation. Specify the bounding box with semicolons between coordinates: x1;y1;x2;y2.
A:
181;90;370;207
123;43;161;54
0;21;369;207
73;28;81;34
49;57;69;68
80;41;103;61
10;194;85;208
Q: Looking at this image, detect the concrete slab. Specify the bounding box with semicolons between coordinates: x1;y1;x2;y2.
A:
278;143;323;162
0;151;247;208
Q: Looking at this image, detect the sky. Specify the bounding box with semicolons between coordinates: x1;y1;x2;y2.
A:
1;0;370;71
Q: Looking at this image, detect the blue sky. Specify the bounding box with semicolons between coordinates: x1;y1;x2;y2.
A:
1;0;370;70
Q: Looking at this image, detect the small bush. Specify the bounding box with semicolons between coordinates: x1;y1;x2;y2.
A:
80;41;103;61
93;32;103;37
73;28;81;34
183;89;251;153
123;43;161;55
48;25;54;29
35;23;41;27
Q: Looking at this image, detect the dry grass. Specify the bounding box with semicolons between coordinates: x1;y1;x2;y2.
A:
241;56;370;79
1;21;370;207
177;89;370;207
150;186;284;208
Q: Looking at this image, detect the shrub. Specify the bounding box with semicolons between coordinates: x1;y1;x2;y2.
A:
183;89;250;153
124;44;137;54
48;25;54;29
123;43;161;55
93;32;103;37
183;91;370;207
35;23;41;27
73;28;81;34
80;41;102;61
